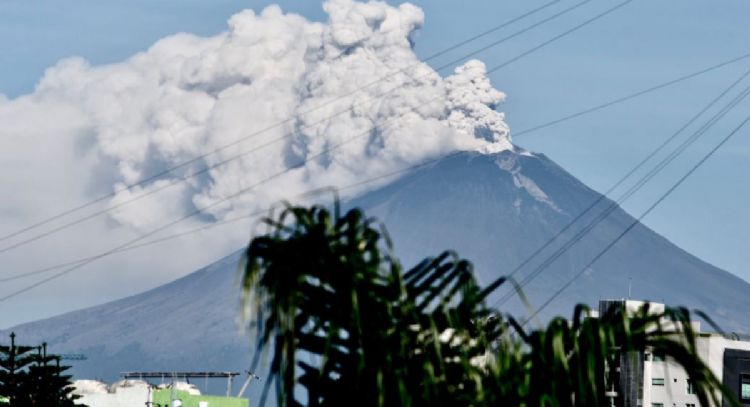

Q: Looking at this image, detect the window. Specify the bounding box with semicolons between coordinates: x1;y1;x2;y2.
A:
686;404;696;407
741;375;750;400
687;379;695;395
652;378;665;386
652;403;664;407
652;351;665;362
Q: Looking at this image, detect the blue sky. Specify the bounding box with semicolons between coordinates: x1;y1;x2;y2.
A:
2;0;750;324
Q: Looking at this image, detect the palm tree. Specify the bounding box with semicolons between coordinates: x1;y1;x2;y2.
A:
241;203;735;406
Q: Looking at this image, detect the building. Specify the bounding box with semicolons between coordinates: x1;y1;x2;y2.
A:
72;378;250;407
151;389;248;407
599;299;750;407
73;380;151;407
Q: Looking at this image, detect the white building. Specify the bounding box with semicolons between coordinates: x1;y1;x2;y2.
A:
599;299;750;407
73;379;151;407
72;379;201;406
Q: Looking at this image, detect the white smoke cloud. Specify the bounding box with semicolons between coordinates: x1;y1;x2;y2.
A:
7;0;510;229
0;0;511;325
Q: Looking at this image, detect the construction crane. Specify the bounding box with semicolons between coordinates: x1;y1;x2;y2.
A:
34;342;87;362
58;353;87;361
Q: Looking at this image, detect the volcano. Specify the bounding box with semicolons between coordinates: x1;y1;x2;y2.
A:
5;149;750;384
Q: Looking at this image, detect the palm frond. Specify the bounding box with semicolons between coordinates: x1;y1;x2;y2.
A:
241;203;735;407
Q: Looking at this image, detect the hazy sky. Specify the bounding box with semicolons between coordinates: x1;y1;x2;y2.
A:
2;0;750;327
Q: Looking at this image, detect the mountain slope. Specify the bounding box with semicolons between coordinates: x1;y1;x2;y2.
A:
349;150;750;327
4;253;252;381
5;149;750;384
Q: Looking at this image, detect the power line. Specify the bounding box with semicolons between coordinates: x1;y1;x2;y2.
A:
488;66;750;310
20;70;729;285
8;4;750;269
0;0;632;301
527;111;750;323
0;0;565;249
1;150;460;283
12;3;750;261
485;0;632;76
401;0;563;66
0;0;616;256
1;95;454;299
0;114;379;302
512;52;750;137
496;80;750;310
137;53;750;292
24;25;750;272
507;86;750;312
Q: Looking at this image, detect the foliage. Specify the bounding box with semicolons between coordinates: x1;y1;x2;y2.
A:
0;334;82;407
241;203;735;406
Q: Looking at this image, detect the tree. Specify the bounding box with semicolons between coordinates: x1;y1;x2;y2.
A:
241;203;735;406
0;333;36;405
24;344;81;406
0;334;82;406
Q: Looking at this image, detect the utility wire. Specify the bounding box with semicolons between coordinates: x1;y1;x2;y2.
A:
10;2;750;259
1;150;460;283
8;4;750;262
493;65;750;307
0;113;380;302
485;0;631;76
504;85;750;310
0;0;632;301
526;112;750;323
12;56;750;281
0;0;613;256
149;54;750;288
513;51;750;137
497;81;750;309
0;94;461;299
19;22;750;266
0;0;565;248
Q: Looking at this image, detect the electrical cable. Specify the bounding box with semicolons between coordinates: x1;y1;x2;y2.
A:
493;66;750;307
0;0;633;301
512;51;750;137
0;0;566;248
495;82;750;310
0;149;460;283
492;77;750;311
12;58;750;281
484;0;631;76
526;112;750;323
11;2;750;264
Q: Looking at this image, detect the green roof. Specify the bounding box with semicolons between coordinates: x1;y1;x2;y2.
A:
152;389;248;407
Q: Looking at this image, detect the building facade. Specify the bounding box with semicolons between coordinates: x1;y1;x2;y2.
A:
73;380;249;407
599;299;750;407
